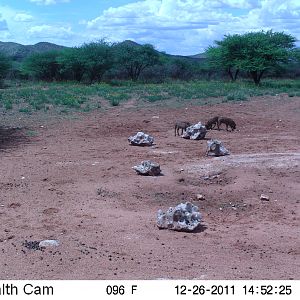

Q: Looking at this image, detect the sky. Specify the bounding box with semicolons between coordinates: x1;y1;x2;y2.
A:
0;0;299;55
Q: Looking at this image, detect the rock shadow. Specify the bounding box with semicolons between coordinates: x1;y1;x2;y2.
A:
193;224;208;233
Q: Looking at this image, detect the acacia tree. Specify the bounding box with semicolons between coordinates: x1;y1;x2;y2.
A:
57;47;86;82
206;30;296;85
238;31;296;85
22;51;61;81
206;34;243;81
114;43;160;81
80;40;114;83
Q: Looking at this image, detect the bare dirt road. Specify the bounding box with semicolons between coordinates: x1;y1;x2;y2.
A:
0;94;299;279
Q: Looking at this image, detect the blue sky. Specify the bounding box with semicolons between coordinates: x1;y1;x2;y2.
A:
0;0;299;55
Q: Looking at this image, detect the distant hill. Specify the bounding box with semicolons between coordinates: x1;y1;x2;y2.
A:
0;39;206;62
118;40;142;48
188;53;207;59
0;41;67;61
116;40;206;61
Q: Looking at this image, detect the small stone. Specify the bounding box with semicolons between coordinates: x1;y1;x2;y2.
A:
260;194;270;201
39;240;60;248
196;194;205;200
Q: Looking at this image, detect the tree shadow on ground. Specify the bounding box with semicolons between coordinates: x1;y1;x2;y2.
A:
0;127;31;151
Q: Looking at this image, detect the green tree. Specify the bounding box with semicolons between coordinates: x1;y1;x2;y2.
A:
22;51;61;81
57;47;86;82
206;34;243;81
206;30;296;85
0;52;11;86
114;43;160;81
80;40;114;83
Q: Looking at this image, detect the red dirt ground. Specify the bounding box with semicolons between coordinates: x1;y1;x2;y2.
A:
0;95;299;279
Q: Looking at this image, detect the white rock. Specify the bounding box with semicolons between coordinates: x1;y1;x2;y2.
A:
157;202;202;232
260;194;270;201
128;131;154;146
182;122;207;140
39;239;60;248
206;140;230;156
133;160;161;176
196;194;205;200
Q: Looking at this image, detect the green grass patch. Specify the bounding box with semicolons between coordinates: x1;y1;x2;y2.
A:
4;99;13;110
145;94;169;102
19;107;32;114
1;79;299;114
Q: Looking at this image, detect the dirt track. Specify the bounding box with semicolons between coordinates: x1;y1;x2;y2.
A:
0;95;299;279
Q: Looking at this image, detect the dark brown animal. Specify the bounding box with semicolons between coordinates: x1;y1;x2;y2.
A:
218;117;236;131
175;121;191;136
205;116;219;130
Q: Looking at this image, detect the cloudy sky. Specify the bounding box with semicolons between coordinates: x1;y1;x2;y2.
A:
0;0;299;55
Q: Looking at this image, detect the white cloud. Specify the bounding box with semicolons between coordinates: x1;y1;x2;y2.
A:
0;14;11;40
14;13;34;22
1;0;299;54
27;24;74;40
0;13;10;39
0;19;8;31
30;0;70;5
83;0;300;55
85;0;238;53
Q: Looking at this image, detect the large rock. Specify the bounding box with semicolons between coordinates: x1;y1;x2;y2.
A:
128;131;154;146
206;139;230;156
133;160;161;176
157;202;202;232
182;122;207;140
